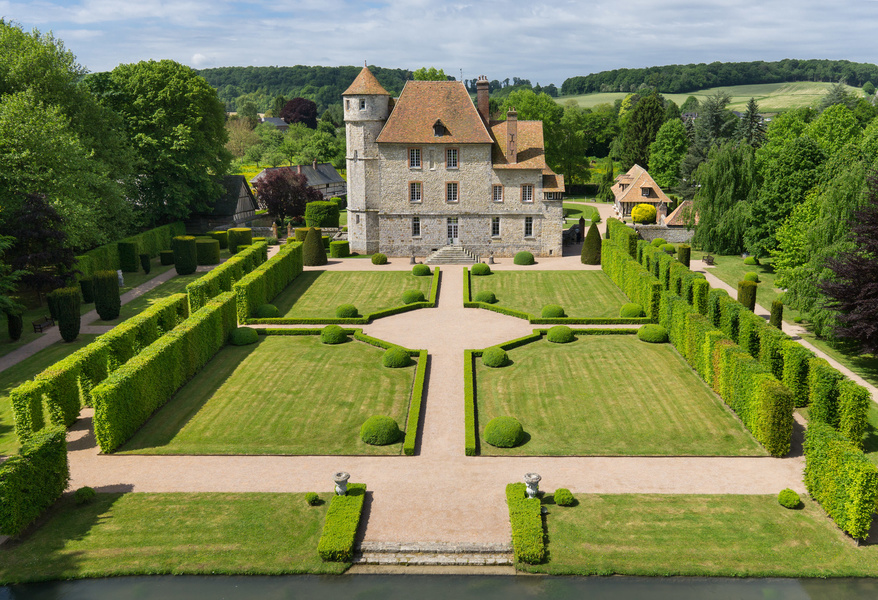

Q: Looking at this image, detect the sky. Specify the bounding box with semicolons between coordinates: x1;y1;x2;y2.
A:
3;0;878;85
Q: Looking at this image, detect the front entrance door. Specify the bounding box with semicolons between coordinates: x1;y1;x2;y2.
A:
447;217;459;245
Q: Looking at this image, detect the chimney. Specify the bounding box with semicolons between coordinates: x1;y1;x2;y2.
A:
476;75;490;124
313;159;318;169
506;107;517;164
297;164;302;174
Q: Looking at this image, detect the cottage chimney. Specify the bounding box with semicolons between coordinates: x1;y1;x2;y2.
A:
506;108;518;164
313;159;318;169
297;164;302;174
476;75;490;124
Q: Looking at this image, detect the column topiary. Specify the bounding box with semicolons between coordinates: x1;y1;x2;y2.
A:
303;227;327;266
118;241;139;272
581;222;601;265
6;311;22;341
93;270;121;321
159;250;174;265
172;236;197;275
738;280;758;312
207;230;229;249
677;244;691;267
196;238;221;265
330;240;350;258
48;287;81;342
79;278;94;303
139;253;151;274
305;201;340;228
228;228;253;254
770;300;784;329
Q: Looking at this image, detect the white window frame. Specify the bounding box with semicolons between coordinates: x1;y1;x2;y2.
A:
492;184;503;203
409;181;422;203
446;147;459;169
521;185;534;203
409;148;421;169
524;216;533;237
446;181;459;203
412;216;421;237
491;216;500;237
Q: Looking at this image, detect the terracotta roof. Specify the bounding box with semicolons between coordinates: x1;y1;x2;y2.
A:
542;171;565;193
611;164;671;206
489;120;549;170
665;200;697;227
376;80;493;144
342;66;390;96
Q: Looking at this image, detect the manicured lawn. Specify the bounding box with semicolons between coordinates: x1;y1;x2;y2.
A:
272;271;433;319
799;333;878;389
476;336;765;456
0;492;345;583
562;203;599;226
469;271;629;319
0;335;98;456
120;335;416;455
521;494;878;577
702;254;802;322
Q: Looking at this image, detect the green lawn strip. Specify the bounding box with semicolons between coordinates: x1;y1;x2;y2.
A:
118;335;416;455
0;335;98;456
272;271;434;319
469;271;629;320
476;336;766;456
0;492;344;583
522;493;878;577
702;254;802;322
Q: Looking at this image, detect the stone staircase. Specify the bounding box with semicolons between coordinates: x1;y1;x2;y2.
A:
424;245;479;265
353;541;514;566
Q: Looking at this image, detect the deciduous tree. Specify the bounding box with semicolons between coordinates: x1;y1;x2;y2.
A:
648;119;689;189
692;143;756;254
280;97;318;129
258;168;322;223
412;67;448;81
617;92;665;169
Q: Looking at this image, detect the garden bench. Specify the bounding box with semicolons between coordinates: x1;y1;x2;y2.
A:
32;315;55;333
703;254;715;266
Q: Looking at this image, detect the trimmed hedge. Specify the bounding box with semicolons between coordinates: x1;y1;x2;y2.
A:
329;240;349;258
482;346;508;368
321;325;348;345
402;289;426;304
360;416;401;445
601;241;661;320
677;244;691;268
317;483;366;562
547;325;575;343
0;425;69;536
637;324;668;343
804;422;878;540
464;350;478;455
228;228;253;254
295;228;311;242
371;253;388;265
606;218;638;258
808;358;844;428
188;241;269;313
93;270;121;321
581;222;601;264
118;241;139;272
485;416;524;447
159;250;174;265
474;291;497;304
230;327;259;346
471;263;491;276
737;280;757;311
305;201;340;228
781;340;814;408
48;287;81;342
513;251;535;265
770;300;784;328
336;304;358;318
75;222;185;278
207;230;229;249
172;236;198;275
403;349;428;456
303;227;327;266
232;242;302;321
383;347;412;368
541;304;565;318
195;238;221;266
505;483;546;564
412;264;431;276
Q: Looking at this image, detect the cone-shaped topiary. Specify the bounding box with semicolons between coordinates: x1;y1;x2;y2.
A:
474;290;496;304
778;488;801;509
620;303;644;318
230;327;259;345
738;280;758;311
770;300;784;329
547;325;575;343
79;278;94;303
383;347;412;367
6;312;22;341
139;253;151;274
93;270;120;321
371;253;388;265
172;236;197;275
303;227;327;266
482;346;508;368
677;244;691;267
743;271;760;283
471;263;491;276
256;304;279;318
581;222;602;264
637;324;669;343
541;304;566;318
513;251;535;265
484;416;524;447
336;304;359;318
412;264;431;276
554;488;575;506
360;415;401;445
48;287;81;342
402;289;426;304
321;324;347;344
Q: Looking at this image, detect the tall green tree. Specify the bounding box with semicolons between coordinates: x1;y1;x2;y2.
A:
803;104;861;156
596;159;615;201
412;67;448;81
737;98;767;147
617;92;665;169
553;105;591;184
648;119;689;190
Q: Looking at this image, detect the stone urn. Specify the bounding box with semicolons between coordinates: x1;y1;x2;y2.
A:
333;471;350;496
524;473;541;499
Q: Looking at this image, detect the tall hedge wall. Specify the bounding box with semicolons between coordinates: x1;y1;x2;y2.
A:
0;425;68;536
804;422;878;540
76;222;185;278
233;242;304;322
118;240;139;272
305;201;340;228
92;292;237;453
186;241;269;313
601;241;661;320
605;217;637;258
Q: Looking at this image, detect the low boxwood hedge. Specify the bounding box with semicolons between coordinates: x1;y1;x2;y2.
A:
484;416;524;447
360;415;401;445
321;325;348;344
505;483;546;564
547;325;575;343
513;251;535;265
317;483;366;562
482;346;508;368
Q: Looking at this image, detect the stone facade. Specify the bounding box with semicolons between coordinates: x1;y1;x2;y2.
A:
635;224;695;243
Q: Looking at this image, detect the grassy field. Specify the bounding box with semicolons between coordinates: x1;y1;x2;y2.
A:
0;335;98;456
559;81;862;113
562;203;599;226
273;271;433;319
521;493;878;577
0;492;345;583
120;335;416;455
476;336;765;456
470;271;629;319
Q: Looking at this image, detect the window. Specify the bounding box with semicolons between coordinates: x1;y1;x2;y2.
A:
446;148;458;169
345;99;350;110
491;217;500;237
409;148;421;169
492;185;504;203
412;216;421;237
524;216;533;237
409;181;422;203
641;187;650;197
521;185;533;203
446;182;459;203
359;99;366;110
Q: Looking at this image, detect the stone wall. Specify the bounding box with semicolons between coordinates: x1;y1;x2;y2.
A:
635;224;694;243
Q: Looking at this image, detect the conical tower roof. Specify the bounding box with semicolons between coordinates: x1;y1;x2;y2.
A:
342;65;390;96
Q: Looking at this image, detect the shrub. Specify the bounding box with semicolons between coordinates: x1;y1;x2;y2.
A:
48;287;81;342
196;239;221;265
482;346;508;368
402;289;426;304
770;300;784;328
172;236;197;275
660;243;676;255
335;304;358;318
471;262;491;275
305;492;320;506
412;264;431;276
321;325;348;345
743;271;760;283
738;280;758;311
360;415;401;445
228;228;253;254
541;304;565;318
159;250;174;265
207;230;229;249
743;256;759;266
513;251;535;265
554;488;575;507
6;312;22;341
474;290;497;304
305;201;340;228
118;240;139;272
322;236;331;249
230;327;259;346
371;253;388;265
677;244;691;267
139;253;151;274
631;203;657;224
778;488;801;509
505;483;545;564
650;237;667;247
266;237;279;246
303;227;327;266
93;270;121;321
484;416;524;447
620;303;644;318
329;240;349;258
382;347;412;368
637;324;668;343
547;325;575;343
295;228;311;242
317;483;366;562
255;304;279;318
79;278;94;304
75;486;96;505
581;222;601;264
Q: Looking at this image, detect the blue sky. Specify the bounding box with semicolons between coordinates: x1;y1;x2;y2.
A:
3;0;878;85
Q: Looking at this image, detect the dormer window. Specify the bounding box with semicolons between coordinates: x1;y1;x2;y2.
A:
359;99;366;110
641;187;650;197
433;119;447;137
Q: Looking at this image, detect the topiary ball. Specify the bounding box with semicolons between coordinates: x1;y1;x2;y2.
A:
305;492;320;506
230;327;259;346
541;304;566;318
637;324;669;343
336;304;359;318
778;488;801;509
620;303;644;318
412;264;431;276
743;256;759;266
661;243;676;255
402;289;426;304
321;325;347;344
74;486;96;505
471;263;492;276
631;203;657;224
256;304;279;318
650;237;667;248
383;347;412;368
547;325;575;344
474;290;497;304
513;251;535;265
743;271;760;283
360;415;402;445
554;488;575;507
484;416;525;448
371;253;388;265
482;346;508;368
